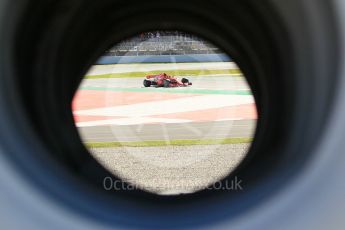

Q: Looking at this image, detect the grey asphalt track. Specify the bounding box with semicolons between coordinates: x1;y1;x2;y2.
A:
78;119;256;142
76;72;256;143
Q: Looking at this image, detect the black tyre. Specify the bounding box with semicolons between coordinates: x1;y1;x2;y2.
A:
163;79;171;87
181;78;189;84
143;79;152;87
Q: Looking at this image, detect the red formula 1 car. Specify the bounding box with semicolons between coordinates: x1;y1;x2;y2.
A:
143;73;192;88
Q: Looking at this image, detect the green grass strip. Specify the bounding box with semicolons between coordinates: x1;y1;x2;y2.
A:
85;68;241;79
86;137;253;148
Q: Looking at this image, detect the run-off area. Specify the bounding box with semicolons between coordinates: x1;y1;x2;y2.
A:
72;62;257;194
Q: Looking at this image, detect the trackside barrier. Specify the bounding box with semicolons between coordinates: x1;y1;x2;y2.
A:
96;54;231;64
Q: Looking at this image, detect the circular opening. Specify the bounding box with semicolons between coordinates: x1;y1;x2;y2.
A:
72;31;258;195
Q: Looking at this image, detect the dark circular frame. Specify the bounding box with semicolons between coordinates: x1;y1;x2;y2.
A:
0;0;340;228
